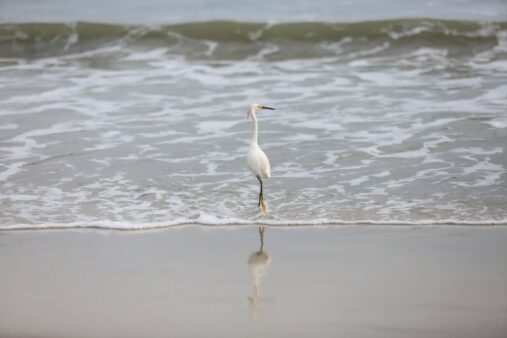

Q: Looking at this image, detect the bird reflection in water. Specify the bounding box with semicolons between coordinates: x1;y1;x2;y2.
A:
247;226;272;318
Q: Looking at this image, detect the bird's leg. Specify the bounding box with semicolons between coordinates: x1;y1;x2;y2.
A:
256;176;263;207
256;176;267;214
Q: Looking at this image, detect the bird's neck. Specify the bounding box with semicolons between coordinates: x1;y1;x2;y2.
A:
251;116;258;146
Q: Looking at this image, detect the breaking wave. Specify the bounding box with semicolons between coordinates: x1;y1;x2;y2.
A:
0;19;506;59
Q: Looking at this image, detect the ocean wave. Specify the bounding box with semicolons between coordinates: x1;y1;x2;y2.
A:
1;17;506;230
0;19;505;59
2;218;507;231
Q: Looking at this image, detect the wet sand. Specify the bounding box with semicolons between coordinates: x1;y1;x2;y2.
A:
0;226;506;338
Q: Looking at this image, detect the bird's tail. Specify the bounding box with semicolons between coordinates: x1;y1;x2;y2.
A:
260;195;267;215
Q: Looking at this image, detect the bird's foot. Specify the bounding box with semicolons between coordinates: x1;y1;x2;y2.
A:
260;198;267;215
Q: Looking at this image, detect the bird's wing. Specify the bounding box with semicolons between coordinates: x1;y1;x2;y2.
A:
259;149;271;178
247;146;271;179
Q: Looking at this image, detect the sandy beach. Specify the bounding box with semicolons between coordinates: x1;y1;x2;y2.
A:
1;226;506;338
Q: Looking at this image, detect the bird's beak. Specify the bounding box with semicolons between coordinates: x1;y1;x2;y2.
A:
261;106;275;110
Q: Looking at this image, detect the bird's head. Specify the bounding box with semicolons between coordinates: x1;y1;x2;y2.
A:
247;103;275;120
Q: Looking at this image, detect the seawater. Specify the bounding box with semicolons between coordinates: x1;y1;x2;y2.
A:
0;16;506;229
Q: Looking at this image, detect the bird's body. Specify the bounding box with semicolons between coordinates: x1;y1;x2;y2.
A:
246;103;275;214
247;144;270;180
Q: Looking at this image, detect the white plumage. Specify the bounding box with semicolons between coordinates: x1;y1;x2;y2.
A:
247;144;270;179
246;103;275;214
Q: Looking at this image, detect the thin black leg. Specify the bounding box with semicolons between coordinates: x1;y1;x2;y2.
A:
256;176;263;207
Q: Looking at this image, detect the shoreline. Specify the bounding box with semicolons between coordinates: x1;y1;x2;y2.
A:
2;221;507;232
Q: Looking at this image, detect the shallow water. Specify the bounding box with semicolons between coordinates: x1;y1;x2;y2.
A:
0;4;507;229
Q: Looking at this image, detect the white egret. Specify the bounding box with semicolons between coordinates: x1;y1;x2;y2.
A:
246;103;275;214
